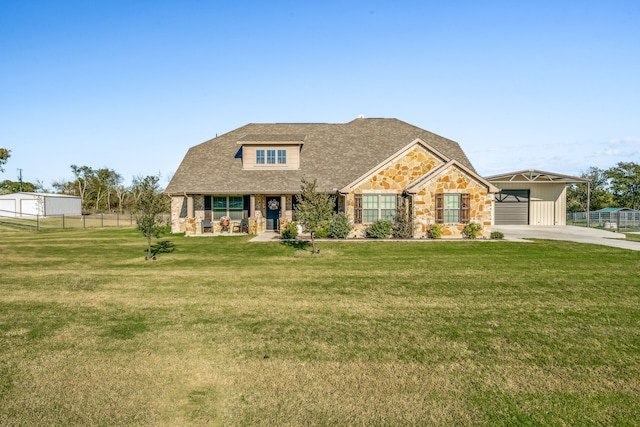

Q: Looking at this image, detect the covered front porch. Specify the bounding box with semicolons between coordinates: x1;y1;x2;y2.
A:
171;193;297;236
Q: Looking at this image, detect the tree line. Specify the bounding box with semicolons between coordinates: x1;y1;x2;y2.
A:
51;165;170;214
566;161;640;212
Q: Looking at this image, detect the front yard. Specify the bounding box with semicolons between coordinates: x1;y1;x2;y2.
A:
1;227;639;425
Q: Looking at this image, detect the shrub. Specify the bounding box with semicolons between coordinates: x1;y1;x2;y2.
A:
462;222;482;239
314;220;330;238
281;222;298;240
428;223;443;239
327;213;352;239
366;219;393;239
490;231;504;240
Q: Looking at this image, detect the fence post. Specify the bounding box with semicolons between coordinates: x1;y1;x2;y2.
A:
83;214;86;229
62;214;65;229
37;215;40;232
101;213;104;228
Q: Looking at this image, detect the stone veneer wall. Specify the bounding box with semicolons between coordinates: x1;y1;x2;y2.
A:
344;145;492;238
170;196;188;234
412;165;493;238
345;145;445;238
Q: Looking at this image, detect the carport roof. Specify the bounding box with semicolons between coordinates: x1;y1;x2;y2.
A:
485;169;591;184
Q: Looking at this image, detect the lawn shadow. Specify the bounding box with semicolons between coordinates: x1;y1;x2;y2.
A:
280;239;312;251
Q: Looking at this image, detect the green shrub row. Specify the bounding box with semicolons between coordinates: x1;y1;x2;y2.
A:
285;218;500;240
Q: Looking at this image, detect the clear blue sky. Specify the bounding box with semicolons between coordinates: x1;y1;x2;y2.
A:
1;0;638;189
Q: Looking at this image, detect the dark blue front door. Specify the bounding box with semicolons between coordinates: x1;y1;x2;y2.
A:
266;197;281;231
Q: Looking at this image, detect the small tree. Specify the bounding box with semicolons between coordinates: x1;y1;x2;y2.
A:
294;178;336;253
131;175;170;259
392;198;413;239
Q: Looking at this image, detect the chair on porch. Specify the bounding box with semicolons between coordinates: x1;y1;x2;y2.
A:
201;219;212;233
233;218;249;233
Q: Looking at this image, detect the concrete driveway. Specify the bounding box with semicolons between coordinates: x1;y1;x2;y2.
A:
493;225;640;251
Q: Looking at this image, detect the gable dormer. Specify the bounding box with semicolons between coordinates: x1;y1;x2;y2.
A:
237;134;305;170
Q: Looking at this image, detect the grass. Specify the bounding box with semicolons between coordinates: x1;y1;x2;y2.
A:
1;227;639;426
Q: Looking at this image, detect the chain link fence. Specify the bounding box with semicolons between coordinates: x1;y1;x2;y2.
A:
0;211;171;231
567;211;640;232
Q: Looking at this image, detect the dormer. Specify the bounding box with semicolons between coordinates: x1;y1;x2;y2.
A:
237;134;305;170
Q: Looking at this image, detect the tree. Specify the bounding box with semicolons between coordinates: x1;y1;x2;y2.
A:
606;161;640;210
0;180;37;194
294;178;336;254
71;165;95;212
131;175;170;259
566;167;613;212
52;179;77;195
0;148;10;172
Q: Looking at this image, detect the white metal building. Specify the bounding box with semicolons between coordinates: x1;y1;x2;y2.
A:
485;170;590;226
0;192;82;217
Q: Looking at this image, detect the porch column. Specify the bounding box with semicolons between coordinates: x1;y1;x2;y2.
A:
280;195;286;218
187;196;194;217
250;195;255;218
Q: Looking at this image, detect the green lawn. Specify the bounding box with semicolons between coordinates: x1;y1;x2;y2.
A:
1;227;639;426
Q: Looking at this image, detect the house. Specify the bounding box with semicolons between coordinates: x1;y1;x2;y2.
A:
0;192;82;217
485;170;590;225
167;117;499;238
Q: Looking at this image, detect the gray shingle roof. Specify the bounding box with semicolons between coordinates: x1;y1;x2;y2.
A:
165;118;476;195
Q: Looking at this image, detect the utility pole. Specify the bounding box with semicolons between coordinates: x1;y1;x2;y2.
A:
17;168;23;192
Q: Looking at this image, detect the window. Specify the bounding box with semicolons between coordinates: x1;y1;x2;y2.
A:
213;196;244;220
277;149;287;164
444;194;461;223
435;193;470;224
267;149;276;164
356;194;397;223
256;150;265;164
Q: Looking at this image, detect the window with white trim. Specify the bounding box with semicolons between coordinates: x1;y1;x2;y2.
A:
277;149;286;164
256;150;265;164
267;149;276;164
360;194;397;223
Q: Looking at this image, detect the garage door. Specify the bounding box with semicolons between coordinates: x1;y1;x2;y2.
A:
0;199;16;217
495;190;529;225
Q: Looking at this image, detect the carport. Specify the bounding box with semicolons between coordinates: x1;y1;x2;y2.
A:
486;169;590;226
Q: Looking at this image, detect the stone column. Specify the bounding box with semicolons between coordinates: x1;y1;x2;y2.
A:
280;195;286;218
250;195;255;218
187;196;194;218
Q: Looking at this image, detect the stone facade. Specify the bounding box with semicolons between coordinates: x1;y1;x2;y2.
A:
411;164;493;238
345;143;493;238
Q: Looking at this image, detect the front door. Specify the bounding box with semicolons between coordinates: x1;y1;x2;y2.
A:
266;197;281;231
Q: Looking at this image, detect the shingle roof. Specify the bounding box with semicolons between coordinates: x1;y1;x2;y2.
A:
165;118;476;195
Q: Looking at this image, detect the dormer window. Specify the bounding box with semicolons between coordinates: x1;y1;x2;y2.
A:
267;150;276;164
238;134;304;170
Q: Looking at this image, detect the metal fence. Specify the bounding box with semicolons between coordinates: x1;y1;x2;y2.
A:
567;211;640;231
0;210;171;231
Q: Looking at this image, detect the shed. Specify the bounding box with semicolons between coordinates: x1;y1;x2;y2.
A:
0;192;82;217
485;170;590;226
